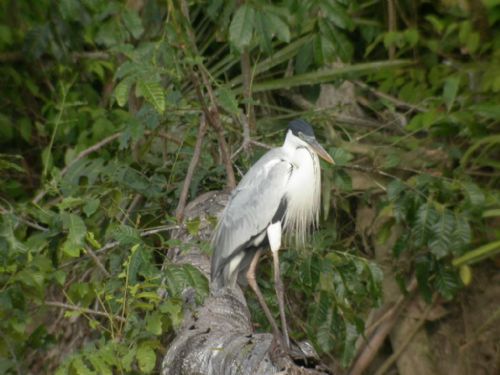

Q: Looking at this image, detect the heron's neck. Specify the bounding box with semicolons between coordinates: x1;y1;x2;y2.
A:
282;131;313;165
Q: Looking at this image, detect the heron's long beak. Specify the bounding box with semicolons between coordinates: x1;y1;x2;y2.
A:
309;138;335;164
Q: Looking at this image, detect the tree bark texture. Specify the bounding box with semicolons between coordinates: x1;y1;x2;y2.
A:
161;191;330;375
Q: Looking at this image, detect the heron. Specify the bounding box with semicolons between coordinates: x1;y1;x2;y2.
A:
210;119;334;349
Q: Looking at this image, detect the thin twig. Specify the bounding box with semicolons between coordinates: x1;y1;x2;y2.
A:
354;80;425;112
241;47;254;150
279;90;403;132
349;278;418;375
84;246;111;277
45;300;126;323
0;50;110;63
33;129;180;205
32;132;122;204
348;307;401;375
140;224;180;237
387;0;397;60
60;224;179;269
117;193;143;224
150;130;183;145
373;295;437;375
459;306;500;352
60;132;122;176
0;203;49;232
175;115;208;222
179;0;236;189
231;138;273;160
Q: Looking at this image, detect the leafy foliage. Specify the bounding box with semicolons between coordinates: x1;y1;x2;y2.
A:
0;0;499;373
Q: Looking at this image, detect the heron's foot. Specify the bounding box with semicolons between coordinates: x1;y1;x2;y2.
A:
270;332;308;360
270;334;320;370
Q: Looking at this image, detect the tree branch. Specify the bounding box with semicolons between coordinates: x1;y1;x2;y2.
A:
175;114;208;222
161;192;331;375
60;224;179;269
179;0;236;190
45;300;126;323
240;47;255;150
0;51;110;63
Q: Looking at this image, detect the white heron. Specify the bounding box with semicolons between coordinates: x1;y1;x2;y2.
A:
210;119;334;349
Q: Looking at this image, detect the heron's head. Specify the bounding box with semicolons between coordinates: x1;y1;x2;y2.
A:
287;119;334;164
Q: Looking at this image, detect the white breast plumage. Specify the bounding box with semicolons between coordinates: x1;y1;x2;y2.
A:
283;146;321;245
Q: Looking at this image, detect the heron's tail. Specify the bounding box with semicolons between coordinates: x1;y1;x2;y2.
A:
210;272;226;291
210;253;229;292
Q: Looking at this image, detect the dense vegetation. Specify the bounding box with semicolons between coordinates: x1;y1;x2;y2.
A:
0;0;499;374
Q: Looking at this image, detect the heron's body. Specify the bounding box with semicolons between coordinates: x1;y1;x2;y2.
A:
211;130;321;289
210;119;333;349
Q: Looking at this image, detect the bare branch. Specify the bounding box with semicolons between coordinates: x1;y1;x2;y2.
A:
45;300;126;323
373;294;437;375
354;80;425;113
60;224;179;269
0;51;110;63
84;246;111;277
175;115;208;222
179;0;236;190
32;132;122;204
241;47;254;150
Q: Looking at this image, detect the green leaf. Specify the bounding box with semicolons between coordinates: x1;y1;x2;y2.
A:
247;60;411;93
83;198;100;217
121;346;136;371
216;87;239;114
61;213;87;258
88;353;112;375
58;197;85;210
320;1;353;30
429;210;454;258
450;213;471;255
415;256;434;302
160;299;183;328
443;76;460;111
462;182;485;206
229;4;255;51
414;202;439;247
266;13;290;43
452;240;500;267
136;343;156;374
254;11;273;53
146;312;162;335
122;9;144;39
333;169;352;192
386;179;405;201
71;357;95;375
136;81;165;114
41;147;53;176
186;218;201;236
459;265;472;286
482;208;500;218
164;264;209;301
114;78;133;107
341;322;358;367
111;224;141;246
435;266;461;300
329;147;353;166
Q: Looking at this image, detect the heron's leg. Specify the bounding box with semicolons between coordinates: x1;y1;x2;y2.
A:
272;249;290;349
246;248;283;343
267;221;290;349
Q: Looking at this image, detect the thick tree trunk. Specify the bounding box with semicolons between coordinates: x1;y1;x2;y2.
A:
161;191;330;375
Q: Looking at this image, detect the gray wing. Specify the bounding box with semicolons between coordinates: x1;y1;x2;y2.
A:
211;149;292;286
